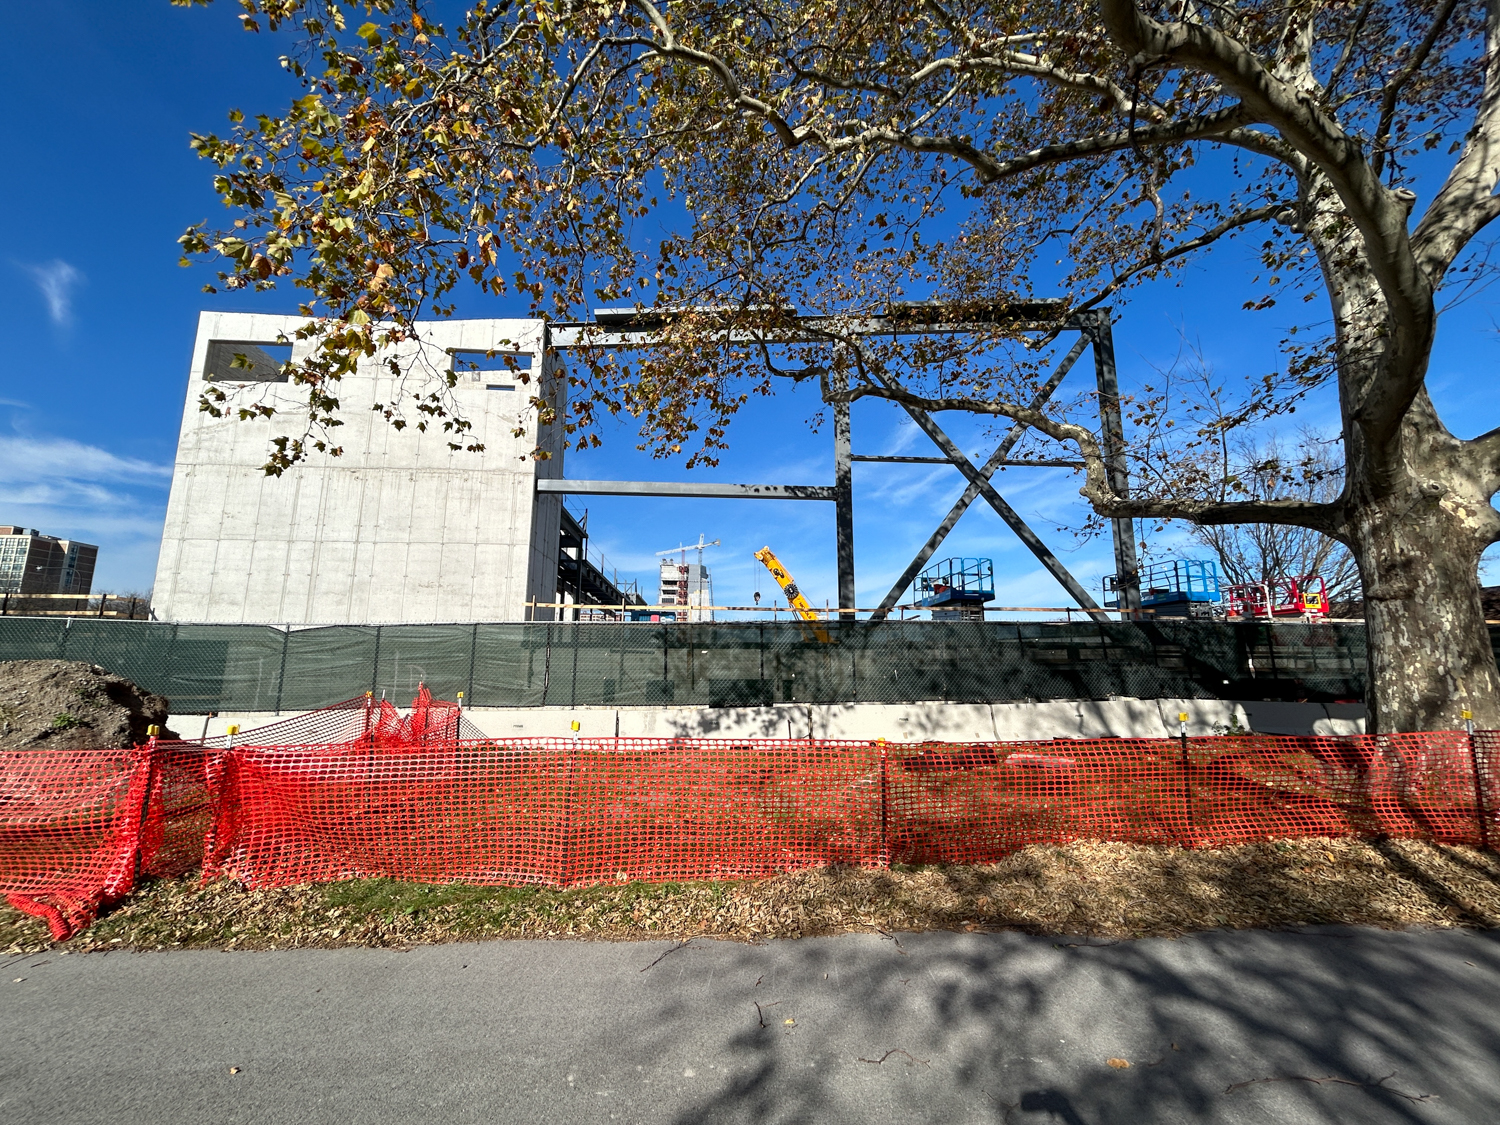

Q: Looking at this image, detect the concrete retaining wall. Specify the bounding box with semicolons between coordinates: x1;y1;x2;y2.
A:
192;697;1367;743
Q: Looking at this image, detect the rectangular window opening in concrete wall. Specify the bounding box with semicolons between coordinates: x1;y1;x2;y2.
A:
205;340;293;382
451;349;531;390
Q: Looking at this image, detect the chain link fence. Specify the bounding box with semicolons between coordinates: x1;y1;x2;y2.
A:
1;616;1455;714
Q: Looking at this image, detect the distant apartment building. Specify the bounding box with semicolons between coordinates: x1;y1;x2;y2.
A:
658;559;714;622
0;527;98;595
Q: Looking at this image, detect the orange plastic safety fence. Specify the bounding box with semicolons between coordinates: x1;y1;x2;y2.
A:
4;723;1498;939
0;688;478;940
889;732;1494;861
188;686;485;750
0;747;153;940
199;731;1500;890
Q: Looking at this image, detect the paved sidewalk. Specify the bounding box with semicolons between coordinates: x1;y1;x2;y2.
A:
3;926;1498;1124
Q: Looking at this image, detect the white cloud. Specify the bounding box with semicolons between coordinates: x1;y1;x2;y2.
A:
19;259;84;325
0;434;170;593
0;435;170;485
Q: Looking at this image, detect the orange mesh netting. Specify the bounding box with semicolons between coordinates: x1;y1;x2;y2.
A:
0;747;153;940
189;687;485;749
3;688;1496;940
0;688;479;939
199;731;1498;889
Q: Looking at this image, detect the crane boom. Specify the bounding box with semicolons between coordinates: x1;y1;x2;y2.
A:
754;546;830;643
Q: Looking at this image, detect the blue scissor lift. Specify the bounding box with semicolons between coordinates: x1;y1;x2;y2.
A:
1105;559;1222;619
917;558;995;620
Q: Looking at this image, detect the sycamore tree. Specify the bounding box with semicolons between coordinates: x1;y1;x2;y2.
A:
177;0;1500;732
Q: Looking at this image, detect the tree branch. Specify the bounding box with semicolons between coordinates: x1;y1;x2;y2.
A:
1413;1;1500;285
626;0;810;150
1099;0;1432;454
1469;424;1500;495
921;0;1152;117
829;380;1344;533
1073;203;1285;312
1323;0;1374;97
976;103;1252;179
1372;0;1462;176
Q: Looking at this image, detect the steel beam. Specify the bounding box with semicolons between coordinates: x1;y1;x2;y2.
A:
536;479;836;500
549;308;1094;350
868;442;1013;623
850;455;1084;467
887;407;1105;616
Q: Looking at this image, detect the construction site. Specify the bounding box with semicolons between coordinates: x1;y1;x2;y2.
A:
1;307;1497;953
0;308;1425;739
15;12;1500;1125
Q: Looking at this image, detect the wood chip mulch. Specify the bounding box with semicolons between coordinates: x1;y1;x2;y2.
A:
5;837;1499;955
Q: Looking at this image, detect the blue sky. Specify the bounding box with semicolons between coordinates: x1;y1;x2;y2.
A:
2;2;1496;612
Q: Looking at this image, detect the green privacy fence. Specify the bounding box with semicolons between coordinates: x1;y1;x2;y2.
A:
0;616;1437;714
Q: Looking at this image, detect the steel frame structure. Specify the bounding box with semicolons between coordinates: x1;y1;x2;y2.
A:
545;304;1142;621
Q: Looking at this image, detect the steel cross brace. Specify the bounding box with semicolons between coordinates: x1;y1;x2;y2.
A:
864;329;1115;621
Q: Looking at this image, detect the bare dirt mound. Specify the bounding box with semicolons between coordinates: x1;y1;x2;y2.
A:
0;660;175;750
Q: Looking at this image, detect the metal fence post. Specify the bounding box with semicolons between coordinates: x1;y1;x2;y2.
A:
570;621;580;709
132;729;161;885
1466;710;1490;851
467;622;478;704
273;626;290;715
559;739;578;887
878;742;890;868
541;623;554;706
1178;710;1195;830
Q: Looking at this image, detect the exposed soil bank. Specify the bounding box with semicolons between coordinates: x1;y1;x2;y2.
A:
0;660;174;750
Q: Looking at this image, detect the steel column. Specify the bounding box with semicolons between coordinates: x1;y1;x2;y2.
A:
1089;314;1142;615
833;366;856;618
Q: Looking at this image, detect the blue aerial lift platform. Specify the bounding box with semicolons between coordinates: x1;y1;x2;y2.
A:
1104;559;1222;619
917;558;995;620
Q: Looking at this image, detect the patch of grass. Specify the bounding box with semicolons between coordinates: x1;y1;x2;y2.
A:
50;713;80;730
4;837;1500;956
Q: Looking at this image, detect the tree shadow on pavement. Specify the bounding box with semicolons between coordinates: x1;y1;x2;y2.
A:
640;916;1500;1125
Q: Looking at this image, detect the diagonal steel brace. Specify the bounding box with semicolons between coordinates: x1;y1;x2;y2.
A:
869;334;1093;620
865;342;1108;619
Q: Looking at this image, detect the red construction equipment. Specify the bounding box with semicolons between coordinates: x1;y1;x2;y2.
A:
1224;575;1330;619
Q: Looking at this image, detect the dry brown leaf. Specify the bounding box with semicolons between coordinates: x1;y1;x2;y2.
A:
3;838;1499;953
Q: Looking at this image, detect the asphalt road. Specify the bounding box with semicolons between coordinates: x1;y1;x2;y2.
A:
3;926;1498;1124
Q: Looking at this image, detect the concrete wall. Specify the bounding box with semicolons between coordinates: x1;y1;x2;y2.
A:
196;698;1367;742
153;313;562;625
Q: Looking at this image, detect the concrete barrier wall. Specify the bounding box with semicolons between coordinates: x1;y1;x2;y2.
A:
194;697;1367;743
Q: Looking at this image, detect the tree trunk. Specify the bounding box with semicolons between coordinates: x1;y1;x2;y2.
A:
1351;489;1500;733
1311;186;1500;733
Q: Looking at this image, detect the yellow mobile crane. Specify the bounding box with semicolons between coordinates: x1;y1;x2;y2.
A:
754;546;831;643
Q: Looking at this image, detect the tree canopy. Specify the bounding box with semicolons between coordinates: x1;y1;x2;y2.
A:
174;2;1484;466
